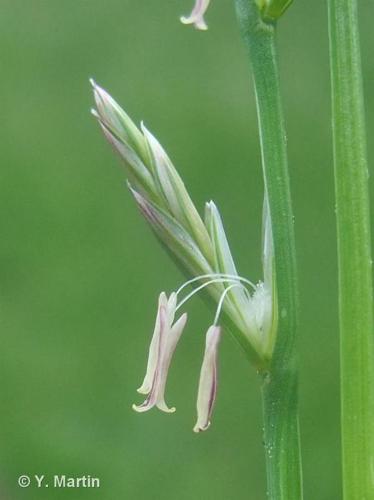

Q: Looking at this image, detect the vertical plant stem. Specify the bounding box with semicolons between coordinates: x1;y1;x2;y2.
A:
235;1;302;498
328;1;374;498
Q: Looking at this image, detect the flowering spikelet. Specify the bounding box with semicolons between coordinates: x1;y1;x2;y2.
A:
91;81;278;431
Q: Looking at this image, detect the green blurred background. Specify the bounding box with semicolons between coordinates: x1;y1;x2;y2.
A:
0;1;373;498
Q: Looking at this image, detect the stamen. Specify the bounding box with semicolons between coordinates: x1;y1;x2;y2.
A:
213;284;245;325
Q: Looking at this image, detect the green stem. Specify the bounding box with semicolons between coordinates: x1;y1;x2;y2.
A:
327;1;374;498
235;1;302;498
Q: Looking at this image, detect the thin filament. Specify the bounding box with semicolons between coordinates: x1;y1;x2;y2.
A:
213;284;245;325
176;277;249;312
176;273;256;296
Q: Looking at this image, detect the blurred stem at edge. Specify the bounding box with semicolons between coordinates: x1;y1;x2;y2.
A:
328;0;374;498
235;1;303;499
